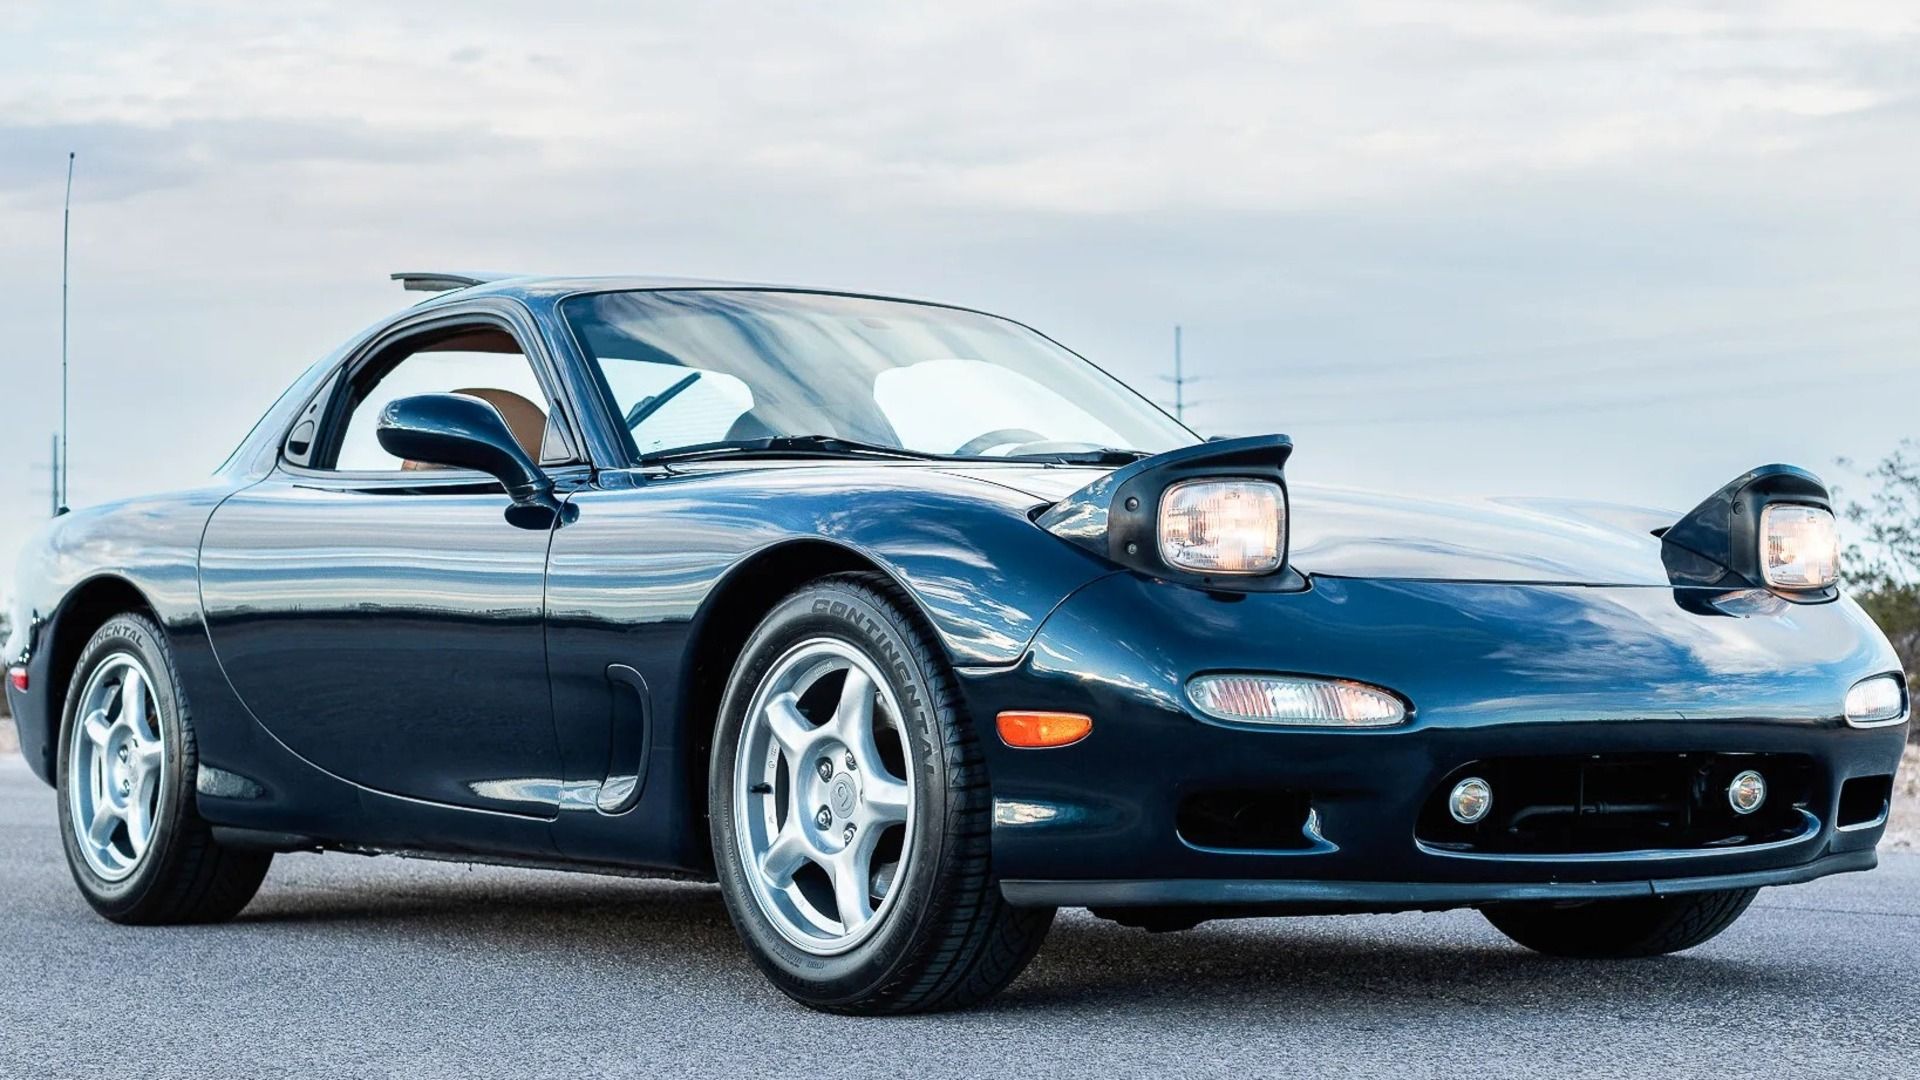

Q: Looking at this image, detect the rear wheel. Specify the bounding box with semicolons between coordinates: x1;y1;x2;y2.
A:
1483;888;1759;958
56;614;272;924
710;574;1052;1014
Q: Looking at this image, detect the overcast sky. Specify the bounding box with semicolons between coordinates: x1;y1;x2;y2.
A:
3;1;1918;595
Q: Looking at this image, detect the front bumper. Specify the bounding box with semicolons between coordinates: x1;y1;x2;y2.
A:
962;573;1908;911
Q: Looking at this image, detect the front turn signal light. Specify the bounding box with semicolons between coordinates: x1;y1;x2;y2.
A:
1188;673;1407;728
1844;673;1908;729
997;711;1093;748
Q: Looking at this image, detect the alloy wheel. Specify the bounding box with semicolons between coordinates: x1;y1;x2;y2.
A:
732;638;917;955
67;653;167;881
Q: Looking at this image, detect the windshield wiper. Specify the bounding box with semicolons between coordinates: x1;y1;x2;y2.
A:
637;435;945;465
623;372;702;431
1002;447;1154;465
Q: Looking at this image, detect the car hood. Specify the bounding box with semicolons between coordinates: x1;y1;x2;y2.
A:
943;464;1680;586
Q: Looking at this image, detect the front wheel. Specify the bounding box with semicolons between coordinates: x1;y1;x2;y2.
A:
709;574;1052;1014
1483;888;1760;958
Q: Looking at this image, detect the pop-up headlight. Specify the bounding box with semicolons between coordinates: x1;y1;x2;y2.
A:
1660;464;1841;602
1034;434;1302;591
1760;504;1839;591
1159;480;1284;575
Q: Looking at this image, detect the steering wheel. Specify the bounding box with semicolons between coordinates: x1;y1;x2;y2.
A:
953;428;1048;456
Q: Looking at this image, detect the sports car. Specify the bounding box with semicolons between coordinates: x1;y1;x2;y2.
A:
5;271;1909;1014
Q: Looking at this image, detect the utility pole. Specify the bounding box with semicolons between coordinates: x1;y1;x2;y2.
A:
60;151;75;511
1159;324;1198;423
1173;325;1183;420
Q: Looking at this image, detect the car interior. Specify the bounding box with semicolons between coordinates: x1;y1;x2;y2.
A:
328;325;573;472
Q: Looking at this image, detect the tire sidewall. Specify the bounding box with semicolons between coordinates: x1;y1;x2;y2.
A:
710;581;958;1003
54;615;196;918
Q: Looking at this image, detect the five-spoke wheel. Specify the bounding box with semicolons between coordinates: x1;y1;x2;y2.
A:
734;639;917;953
67;653;168;880
710;574;1054;1014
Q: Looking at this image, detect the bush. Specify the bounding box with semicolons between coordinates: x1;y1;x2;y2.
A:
1841;439;1920;739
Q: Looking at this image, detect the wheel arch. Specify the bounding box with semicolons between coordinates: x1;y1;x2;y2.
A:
35;575;163;776
677;538;937;870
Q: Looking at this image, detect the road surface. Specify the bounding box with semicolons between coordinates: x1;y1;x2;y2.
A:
0;753;1914;1079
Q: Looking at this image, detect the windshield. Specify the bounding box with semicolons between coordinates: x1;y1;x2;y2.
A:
561;290;1197;462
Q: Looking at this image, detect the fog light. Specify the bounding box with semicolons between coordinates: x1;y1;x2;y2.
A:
1449;777;1493;824
1728;770;1767;815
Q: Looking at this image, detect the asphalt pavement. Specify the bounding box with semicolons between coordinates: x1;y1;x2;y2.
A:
1;752;1915;1079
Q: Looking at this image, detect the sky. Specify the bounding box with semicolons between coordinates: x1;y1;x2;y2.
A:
2;0;1918;598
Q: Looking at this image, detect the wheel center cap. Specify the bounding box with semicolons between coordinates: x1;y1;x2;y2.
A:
830;775;858;818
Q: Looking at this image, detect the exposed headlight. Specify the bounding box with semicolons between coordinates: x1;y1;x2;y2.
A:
1760;504;1839;591
1844;673;1908;729
1158;479;1284;575
1188;673;1407;728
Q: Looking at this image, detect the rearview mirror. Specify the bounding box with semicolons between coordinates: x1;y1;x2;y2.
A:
375;393;563;525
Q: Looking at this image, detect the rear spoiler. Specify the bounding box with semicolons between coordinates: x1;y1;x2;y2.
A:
390;271;527;293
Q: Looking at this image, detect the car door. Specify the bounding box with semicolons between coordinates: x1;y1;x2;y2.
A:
199;303;584;819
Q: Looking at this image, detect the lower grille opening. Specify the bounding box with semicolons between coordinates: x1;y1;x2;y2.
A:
1417;754;1815;856
1837;775;1893;829
1177;789;1314;851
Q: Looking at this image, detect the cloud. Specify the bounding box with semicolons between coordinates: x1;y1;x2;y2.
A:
0;117;533;202
0;0;1917;581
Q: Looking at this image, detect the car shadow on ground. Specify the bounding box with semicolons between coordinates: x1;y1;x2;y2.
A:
232;868;1803;1016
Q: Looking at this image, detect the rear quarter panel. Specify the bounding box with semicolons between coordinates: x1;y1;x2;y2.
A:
6;487;240;783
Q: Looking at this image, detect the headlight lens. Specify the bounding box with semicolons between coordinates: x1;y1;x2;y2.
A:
1844;673;1908;728
1158;479;1284;575
1188;673;1407;728
1760;503;1839;590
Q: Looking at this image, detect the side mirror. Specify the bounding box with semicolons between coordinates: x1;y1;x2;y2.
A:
376;393;562;525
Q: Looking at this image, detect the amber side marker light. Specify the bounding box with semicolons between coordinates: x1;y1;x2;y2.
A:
996;711;1093;749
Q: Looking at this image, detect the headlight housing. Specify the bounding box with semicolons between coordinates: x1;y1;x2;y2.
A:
1760;504;1839;591
1158;479;1285;575
1844;673;1908;729
1033;434;1300;591
1188;673;1407;728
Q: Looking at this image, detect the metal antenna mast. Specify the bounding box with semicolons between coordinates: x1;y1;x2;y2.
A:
60;151;74;511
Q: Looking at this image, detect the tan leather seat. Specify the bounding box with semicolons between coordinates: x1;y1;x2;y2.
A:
401;388;549;470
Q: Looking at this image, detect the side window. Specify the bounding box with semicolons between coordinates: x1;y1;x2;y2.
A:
324;326;572;472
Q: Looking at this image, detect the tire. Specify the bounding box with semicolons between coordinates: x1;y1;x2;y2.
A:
709;573;1053;1014
55;613;272;924
1483;887;1760;958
